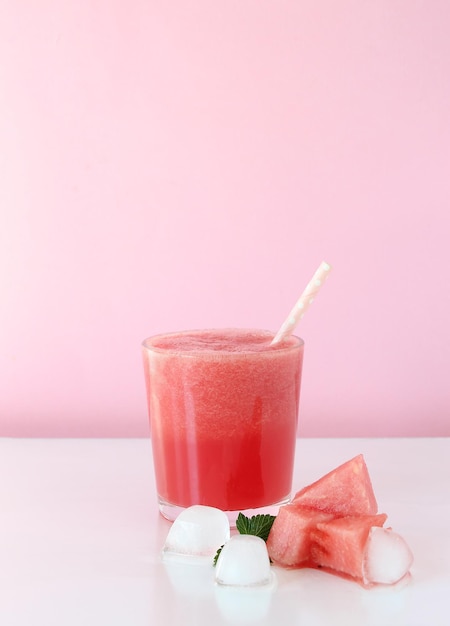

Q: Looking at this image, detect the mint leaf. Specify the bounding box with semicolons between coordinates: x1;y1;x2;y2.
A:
236;512;276;542
213;513;277;566
213;545;224;566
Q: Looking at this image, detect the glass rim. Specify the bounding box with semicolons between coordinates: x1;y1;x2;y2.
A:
141;327;304;357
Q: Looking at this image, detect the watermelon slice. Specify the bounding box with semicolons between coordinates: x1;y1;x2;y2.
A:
291;454;378;516
266;454;413;587
310;514;387;581
266;505;334;567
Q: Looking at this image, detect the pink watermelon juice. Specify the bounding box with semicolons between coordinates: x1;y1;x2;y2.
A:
142;329;304;519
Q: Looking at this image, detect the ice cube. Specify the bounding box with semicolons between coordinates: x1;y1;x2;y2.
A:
363;527;414;585
163;505;230;559
215;535;273;587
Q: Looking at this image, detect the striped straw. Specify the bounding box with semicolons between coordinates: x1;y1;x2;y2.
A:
271;261;332;345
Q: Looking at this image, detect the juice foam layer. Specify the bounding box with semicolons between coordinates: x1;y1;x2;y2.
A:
148;329;300;354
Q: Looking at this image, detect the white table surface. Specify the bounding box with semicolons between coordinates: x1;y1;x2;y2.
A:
0;437;448;625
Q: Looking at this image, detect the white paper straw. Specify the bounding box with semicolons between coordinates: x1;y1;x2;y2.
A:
271;261;332;345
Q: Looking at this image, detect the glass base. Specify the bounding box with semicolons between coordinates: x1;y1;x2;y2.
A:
158;495;291;527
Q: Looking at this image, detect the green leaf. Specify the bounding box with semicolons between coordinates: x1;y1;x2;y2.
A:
213;545;224;567
213;513;277;566
235;512;276;542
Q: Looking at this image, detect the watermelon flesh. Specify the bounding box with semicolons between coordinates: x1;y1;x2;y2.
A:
266;454;413;586
291;454;378;516
310;514;387;581
267;505;334;567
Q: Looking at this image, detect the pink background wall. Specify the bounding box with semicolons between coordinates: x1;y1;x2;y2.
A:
1;1;449;437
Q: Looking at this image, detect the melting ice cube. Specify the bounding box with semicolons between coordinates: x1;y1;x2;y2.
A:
163;505;230;559
363;527;414;585
215;535;273;587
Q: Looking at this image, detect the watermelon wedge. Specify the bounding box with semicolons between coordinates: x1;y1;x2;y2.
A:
310;514;387;581
267;505;334;567
266;454;413;587
291;454;378;516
